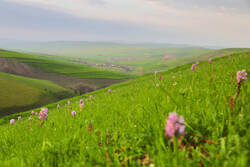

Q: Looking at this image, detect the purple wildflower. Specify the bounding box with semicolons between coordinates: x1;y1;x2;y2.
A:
165;112;185;138
237;70;247;83
196;61;199;66
18;116;21;120
90;95;93;99
39;108;48;120
29;117;32;121
57;104;60;108
31;111;34;115
108;89;111;93
68;101;70;105
209;58;212;64
72;110;76;116
154;71;158;75
10;119;15;125
80;99;83;103
191;64;196;71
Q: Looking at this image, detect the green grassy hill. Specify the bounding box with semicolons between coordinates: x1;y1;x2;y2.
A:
0;73;74;117
0;50;135;79
0;52;249;166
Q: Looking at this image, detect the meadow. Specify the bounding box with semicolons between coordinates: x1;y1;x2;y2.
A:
0;52;249;166
0;72;74;117
0;50;135;79
41;46;248;74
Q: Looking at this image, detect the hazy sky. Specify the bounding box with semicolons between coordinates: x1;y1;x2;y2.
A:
1;0;250;47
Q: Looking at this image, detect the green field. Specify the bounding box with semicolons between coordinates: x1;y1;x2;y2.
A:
38;46;214;74
0;73;74;117
0;52;249;166
0;50;135;79
35;45;248;74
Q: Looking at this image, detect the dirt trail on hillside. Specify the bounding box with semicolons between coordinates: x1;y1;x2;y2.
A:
0;58;128;94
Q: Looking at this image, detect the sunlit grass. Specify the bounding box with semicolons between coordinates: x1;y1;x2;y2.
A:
0;52;249;166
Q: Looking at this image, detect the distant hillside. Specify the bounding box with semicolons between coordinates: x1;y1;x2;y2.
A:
0;72;74;117
196;48;250;59
0;50;135;79
0;40;194;52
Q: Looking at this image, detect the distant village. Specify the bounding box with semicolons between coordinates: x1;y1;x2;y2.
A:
69;59;130;72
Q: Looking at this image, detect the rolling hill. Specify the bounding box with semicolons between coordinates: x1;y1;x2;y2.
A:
0;50;135;79
0;52;249;166
0;72;74;117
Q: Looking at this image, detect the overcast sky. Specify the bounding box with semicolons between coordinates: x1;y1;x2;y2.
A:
0;0;250;47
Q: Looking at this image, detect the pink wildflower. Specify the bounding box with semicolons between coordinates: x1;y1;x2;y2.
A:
86;99;89;102
165;112;185;138
209;58;212;64
57;104;60;108
237;70;247;83
68;101;70;105
88;124;92;131
154;71;158;75
31;111;34;115
35;112;38;115
191;64;196;71
90;95;93;99
196;61;199;66
39;108;48;120
80;99;83;103
159;74;162;81
72;110;76;116
10;119;15;125
18;116;21;120
108;89;111;93
80;103;84;109
29;117;32;121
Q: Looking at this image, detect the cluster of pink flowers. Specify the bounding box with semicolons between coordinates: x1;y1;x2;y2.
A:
165;112;185;138
31;111;34;115
237;70;247;83
39;108;48;120
29;117;32;121
108;89;111;93
196;61;199;66
209;58;212;64
90;95;93;99
191;64;196;72
18;116;21;120
80;99;83;103
68;101;70;105
57;104;60;108
72;110;76;116
10;119;15;125
154;71;158;75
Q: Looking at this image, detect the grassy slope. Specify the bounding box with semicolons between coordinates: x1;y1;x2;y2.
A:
53;47;249;74
51;47;212;73
0;52;249;166
0;73;74;117
0;50;135;79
